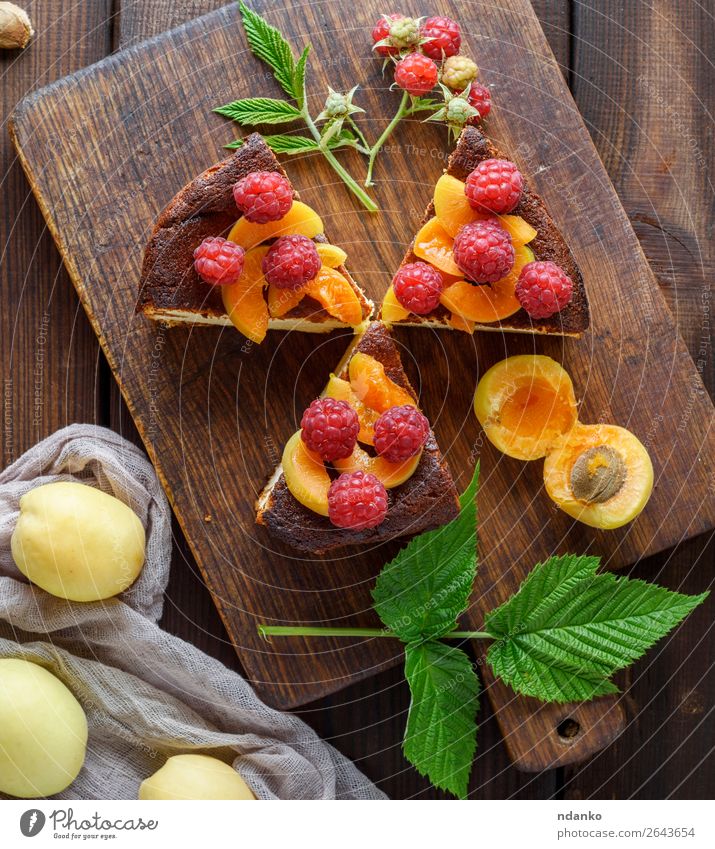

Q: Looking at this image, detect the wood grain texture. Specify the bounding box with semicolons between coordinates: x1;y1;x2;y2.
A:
9;0;714;781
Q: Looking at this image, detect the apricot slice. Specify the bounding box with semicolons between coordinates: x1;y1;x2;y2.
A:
333;443;422;489
348;352;415;413
413;217;462;277
381;284;410;323
474;355;578;460
434;174;489;238
267;283;304;318
324;374;379;445
447;312;475;333
499;215;537;246
544;423;653;529
281;430;330;516
267;266;362;325
440;245;535;324
221;245;270;343
316;243;348;268
227;201;324;250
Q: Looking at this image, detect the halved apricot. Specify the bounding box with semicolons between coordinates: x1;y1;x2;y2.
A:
474;355;578;460
348;352;415;413
281;430;330;516
222;245;270;343
413;217;462;277
227;201;324;250
316;243;348;268
381;284;410;323
324;374;379;445
544;423;653;528
333;443;422;488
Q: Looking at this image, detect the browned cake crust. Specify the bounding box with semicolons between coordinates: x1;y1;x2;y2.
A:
256;322;460;554
380;125;590;336
137;132;371;325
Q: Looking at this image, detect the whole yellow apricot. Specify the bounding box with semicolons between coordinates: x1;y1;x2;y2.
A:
138;754;256;801
11;481;145;602
0;658;88;798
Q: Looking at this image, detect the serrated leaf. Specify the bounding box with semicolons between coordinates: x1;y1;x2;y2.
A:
293;45;310;108
224;131;357;154
403;641;479;799
486;554;708;702
238;1;297;99
372;463;479;642
214;97;302;125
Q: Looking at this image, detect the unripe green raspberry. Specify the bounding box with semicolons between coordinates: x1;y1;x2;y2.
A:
441;55;479;91
389;16;421;49
445;96;478;125
323;90;350;118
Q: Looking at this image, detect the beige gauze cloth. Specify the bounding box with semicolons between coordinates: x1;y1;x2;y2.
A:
0;424;385;800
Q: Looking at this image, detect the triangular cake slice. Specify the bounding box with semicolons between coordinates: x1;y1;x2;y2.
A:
379;126;590;337
138;133;372;340
256;321;459;554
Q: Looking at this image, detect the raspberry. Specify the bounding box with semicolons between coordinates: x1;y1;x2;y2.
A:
301;397;359;462
193;237;245;286
371;13;401;56
394;53;439;97
441;55;478;91
374;405;430;463
515;261;574;319
392;262;444;314
465;158;523;214
453;221;515;283
328;471;388;530
262;235;321;290
420;16;461;60
464;82;492;121
233;170;293;224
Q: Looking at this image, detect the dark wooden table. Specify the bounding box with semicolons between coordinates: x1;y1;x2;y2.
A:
2;1;712;799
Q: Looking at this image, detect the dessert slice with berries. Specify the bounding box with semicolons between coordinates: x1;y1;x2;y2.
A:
137;133;372;341
379;125;590;336
256;321;459;554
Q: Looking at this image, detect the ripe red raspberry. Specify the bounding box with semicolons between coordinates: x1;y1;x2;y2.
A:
193;236;245;286
262;235;321;290
420;16;461;60
374;405;430;463
328;471;388;530
453;221;515;283
465;159;523;214
465;82;492;121
301;397;359;462
394;53;439;97
233;170;293;224
392;262;444;314
515;261;574;319
371;13;401;56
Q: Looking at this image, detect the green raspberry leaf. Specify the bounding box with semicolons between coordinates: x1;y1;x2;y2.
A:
214;98;302;125
238;2;298;99
486;554;708;703
403;641;479;799
293;45;310;108
372;463;479;642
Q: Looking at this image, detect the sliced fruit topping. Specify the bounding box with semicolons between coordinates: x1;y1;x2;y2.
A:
446;312;475;333
373;405;430;463
474;355;578;460
333;443;422;489
282;430;331;517
392;261;444;315
300;397;359;462
194;236;245;286
316;243;348;268
543;423;653;529
221;245;270;343
324;374;379;445
328;470;388;530
267;266;363;325
348;352;415;413
232;171;293;224
381;284;411;324
227;200;323;251
413;217;462;277
267;282;304;317
498;214;537;246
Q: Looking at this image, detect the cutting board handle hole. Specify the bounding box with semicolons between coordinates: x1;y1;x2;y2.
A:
556;717;581;740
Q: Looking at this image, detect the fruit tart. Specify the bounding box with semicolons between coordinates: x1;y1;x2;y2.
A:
380;126;590;336
137;133;372;342
256;321;459;554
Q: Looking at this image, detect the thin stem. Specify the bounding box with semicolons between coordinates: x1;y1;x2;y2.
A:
302;107;378;213
364;89;410;187
258;625;492;641
347;115;371;153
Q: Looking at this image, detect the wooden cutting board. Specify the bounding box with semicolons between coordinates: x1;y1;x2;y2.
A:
11;0;714;771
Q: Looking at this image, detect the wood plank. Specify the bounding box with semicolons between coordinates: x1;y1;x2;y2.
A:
9;0;714;778
0;0;112;461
